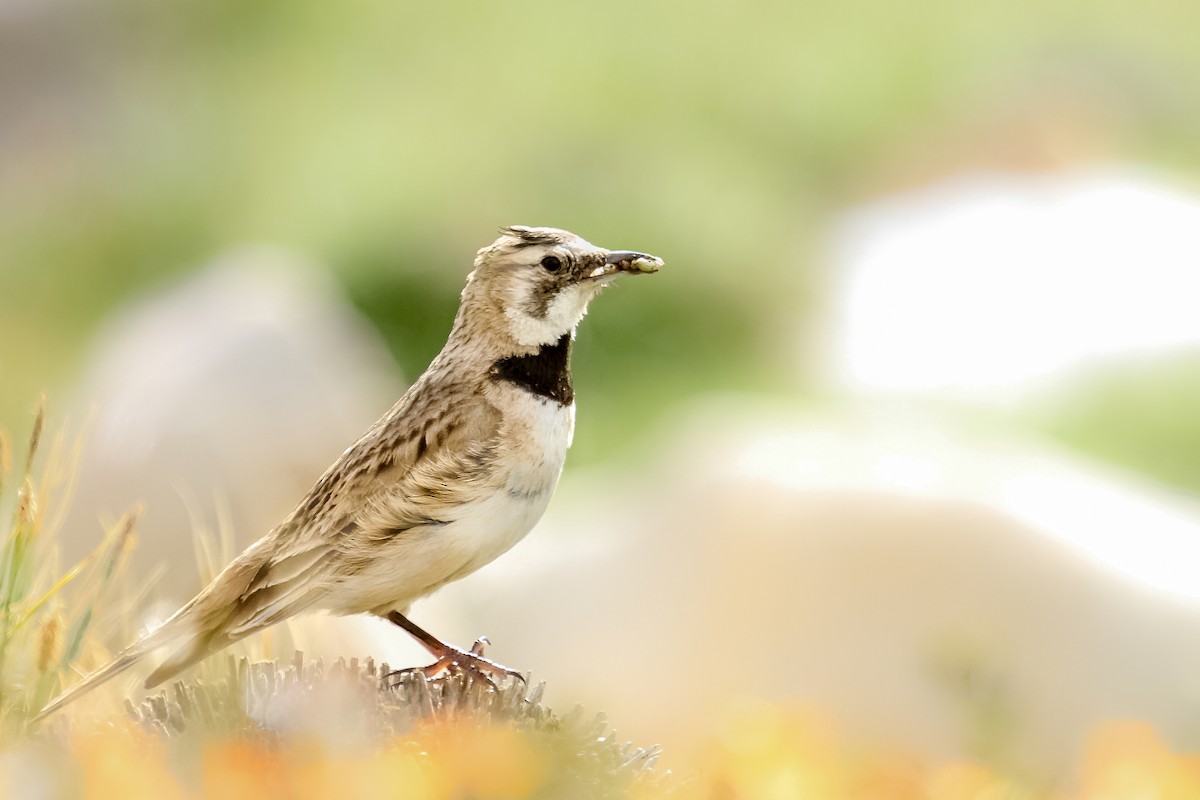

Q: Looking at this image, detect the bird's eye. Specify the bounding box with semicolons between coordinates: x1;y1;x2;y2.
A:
541;255;562;273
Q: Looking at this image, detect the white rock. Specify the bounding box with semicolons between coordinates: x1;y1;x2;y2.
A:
829;167;1200;402
65;246;403;599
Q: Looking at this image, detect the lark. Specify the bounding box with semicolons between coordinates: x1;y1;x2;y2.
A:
37;226;661;720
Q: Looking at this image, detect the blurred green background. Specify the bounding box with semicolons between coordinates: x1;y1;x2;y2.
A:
2;0;1199;473
9;3;1200;787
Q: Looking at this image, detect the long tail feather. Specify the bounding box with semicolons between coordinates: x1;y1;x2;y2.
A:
32;591;209;723
33;646;149;723
34;535;313;721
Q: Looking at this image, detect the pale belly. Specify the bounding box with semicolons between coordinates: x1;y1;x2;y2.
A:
349;395;575;613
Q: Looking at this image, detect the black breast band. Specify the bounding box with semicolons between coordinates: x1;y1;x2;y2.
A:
490;334;574;405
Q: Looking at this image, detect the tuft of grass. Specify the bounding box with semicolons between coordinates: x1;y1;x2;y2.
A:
0;399;139;732
110;655;669;798
26;662;679;798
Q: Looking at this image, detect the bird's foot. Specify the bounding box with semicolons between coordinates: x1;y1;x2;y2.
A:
388;636;525;690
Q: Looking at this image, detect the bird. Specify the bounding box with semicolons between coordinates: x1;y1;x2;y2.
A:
35;225;662;721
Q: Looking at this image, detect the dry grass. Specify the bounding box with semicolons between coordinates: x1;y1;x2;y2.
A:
0;397;140;734
28;655;668;799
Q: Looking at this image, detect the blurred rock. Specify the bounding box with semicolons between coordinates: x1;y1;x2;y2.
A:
430;399;1200;779
64;246;403;604
828;168;1200;403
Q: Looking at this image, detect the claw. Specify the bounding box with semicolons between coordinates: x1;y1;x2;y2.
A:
385;637;524;690
382;612;525;691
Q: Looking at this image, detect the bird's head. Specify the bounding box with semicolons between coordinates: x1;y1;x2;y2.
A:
459;226;662;350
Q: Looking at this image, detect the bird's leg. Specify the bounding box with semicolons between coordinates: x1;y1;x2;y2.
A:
384;611;525;689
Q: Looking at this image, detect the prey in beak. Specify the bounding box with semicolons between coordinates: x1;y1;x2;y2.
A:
588;250;664;281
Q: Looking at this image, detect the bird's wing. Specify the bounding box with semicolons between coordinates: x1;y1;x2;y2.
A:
280;373;499;531
179;380;503;630
334;384;506;542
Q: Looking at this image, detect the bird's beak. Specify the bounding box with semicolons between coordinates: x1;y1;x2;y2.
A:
588;250;664;280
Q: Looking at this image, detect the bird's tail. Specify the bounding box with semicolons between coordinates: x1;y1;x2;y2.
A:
32;580;241;723
30;603;196;724
33;534;311;723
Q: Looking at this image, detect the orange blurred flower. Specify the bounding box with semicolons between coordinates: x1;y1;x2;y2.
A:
410;717;550;799
73;723;184;800
1077;722;1200;800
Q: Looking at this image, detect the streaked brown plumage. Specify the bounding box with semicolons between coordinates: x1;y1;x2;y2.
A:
36;226;661;720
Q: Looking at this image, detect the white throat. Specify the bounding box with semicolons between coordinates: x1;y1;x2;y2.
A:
505;284;594;347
